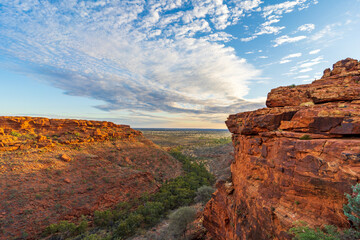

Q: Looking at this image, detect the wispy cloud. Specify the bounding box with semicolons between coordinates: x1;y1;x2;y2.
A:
297;23;315;32
295;75;310;79
280;52;302;63
273;35;307;47
310;23;343;42
283;53;302;59
241;36;258;42
0;0;266;118
309;49;321;54
239;0;318;42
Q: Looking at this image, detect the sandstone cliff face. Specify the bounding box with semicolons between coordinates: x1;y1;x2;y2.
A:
0;117;182;239
203;58;360;239
0;116;140;151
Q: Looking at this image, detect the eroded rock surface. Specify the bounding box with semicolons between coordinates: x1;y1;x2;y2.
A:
203;58;360;240
0;117;182;239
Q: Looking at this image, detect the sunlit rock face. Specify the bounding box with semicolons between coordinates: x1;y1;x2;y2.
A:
0;116;182;239
203;58;360;240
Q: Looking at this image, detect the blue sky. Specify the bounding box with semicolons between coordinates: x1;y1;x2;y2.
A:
0;0;359;128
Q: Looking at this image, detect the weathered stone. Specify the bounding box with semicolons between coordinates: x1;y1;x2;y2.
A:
204;59;360;240
60;154;71;162
0;116;143;152
266;58;360;107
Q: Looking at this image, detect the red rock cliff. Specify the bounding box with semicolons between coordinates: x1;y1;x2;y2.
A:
0;117;182;239
203;58;360;239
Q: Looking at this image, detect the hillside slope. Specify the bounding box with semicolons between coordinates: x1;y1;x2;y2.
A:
203;58;360;239
0;117;182;239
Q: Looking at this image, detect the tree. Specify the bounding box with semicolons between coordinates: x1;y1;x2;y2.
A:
168;206;197;239
344;183;360;230
194;186;215;204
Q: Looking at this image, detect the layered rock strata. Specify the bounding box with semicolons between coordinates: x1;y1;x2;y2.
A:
204;58;360;239
0;117;182;239
0;116;140;151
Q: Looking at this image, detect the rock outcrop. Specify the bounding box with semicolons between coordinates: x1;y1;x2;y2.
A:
0;117;140;151
203;58;360;239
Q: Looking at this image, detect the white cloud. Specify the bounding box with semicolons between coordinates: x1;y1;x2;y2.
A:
262;0;315;18
299;68;312;72
239;0;317;42
298;23;315;32
237;0;264;11
259;56;268;59
241;36;258;42
309;49;320;54
0;0;264;116
299;56;324;68
295;75;310;79
203;32;236;42
310;23;342;42
256;25;285;35
282;53;302;59
280;59;292;64
279;52;302;64
273;35;307;47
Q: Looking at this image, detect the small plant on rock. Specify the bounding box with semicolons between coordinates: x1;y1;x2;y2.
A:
299;134;312;140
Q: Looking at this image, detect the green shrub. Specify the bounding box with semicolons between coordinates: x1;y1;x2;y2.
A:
115;213;144;237
136;202;164;226
168;206;197;239
289;224;340;240
94;210;115;227
194;186;215;204
343;183;360;230
299;134;312;140
44;219;88;237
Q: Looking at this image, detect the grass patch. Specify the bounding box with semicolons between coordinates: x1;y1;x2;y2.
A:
299;134;312;140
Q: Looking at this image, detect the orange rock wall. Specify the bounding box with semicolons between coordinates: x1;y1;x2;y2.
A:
0;116;141;151
203;58;360;239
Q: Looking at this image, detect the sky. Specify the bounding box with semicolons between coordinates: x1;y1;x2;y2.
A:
0;0;360;129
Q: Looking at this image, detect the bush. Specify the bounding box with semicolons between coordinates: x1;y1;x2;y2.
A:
136;201;164;226
168;206;197;239
194;186;215;204
94;210;115;227
115;213;144;237
343;183;360;230
44;219;88;238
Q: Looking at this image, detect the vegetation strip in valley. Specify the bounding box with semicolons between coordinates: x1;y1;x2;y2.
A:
43;148;215;239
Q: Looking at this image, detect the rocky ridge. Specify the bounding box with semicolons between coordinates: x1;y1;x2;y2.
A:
0;117;182;239
0;116;140;151
203;58;360;239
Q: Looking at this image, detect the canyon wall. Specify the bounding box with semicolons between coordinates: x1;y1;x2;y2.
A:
203;58;360;239
0;117;182;239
